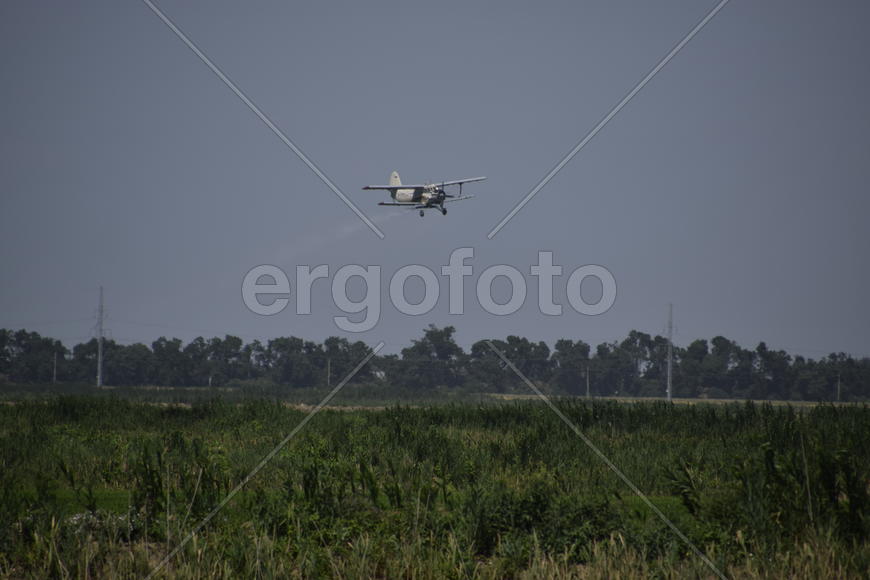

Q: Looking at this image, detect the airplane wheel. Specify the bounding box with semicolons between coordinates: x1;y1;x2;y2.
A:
419;210;425;217
441;208;447;215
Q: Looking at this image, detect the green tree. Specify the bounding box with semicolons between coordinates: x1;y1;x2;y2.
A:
398;325;464;388
618;330;652;396
550;338;591;394
105;342;154;386
151;337;189;386
206;335;247;385
265;336;322;388
2;330;65;383
183;337;211;385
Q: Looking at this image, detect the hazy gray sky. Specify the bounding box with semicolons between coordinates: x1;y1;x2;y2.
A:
2;0;868;358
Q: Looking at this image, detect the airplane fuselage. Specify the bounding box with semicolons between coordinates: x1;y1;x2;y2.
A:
392;186;437;204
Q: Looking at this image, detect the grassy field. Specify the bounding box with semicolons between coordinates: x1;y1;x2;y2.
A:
488;393;856;407
1;396;868;578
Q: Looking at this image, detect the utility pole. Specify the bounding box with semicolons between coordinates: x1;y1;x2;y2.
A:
96;286;104;387
585;365;590;399
327;358;331;388
836;371;841;403
52;351;57;384
667;304;674;403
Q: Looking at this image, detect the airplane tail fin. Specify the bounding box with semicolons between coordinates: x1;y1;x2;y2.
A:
389;171;401;186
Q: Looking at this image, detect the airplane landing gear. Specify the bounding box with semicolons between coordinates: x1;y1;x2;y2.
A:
419;209;425;217
441;207;447;215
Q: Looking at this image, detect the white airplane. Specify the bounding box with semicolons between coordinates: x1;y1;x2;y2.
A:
363;172;486;217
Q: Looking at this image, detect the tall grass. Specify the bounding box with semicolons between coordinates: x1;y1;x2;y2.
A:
0;397;867;578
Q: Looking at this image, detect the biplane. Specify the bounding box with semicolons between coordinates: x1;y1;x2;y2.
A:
363;172;485;216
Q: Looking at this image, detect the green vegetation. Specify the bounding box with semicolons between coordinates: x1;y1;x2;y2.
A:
2;325;868;402
1;397;867;578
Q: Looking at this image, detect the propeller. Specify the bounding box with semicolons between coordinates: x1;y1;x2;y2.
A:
438;181;455;199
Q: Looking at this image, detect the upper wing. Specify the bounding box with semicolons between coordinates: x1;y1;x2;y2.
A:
363;177;486;190
363;185;426;191
438;176;486;187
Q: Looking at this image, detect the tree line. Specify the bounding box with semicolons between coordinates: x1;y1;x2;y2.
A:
0;326;866;401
